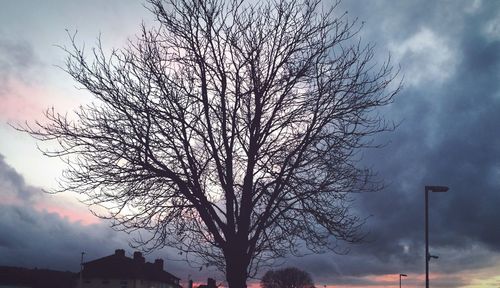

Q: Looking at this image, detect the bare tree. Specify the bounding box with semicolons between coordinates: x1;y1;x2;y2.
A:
20;0;399;287
261;267;314;288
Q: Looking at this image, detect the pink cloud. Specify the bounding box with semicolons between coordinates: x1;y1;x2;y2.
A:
1;79;47;121
0;78;79;122
0;185;100;226
0;167;99;226
0;194;24;206
247;274;405;288
33;201;100;226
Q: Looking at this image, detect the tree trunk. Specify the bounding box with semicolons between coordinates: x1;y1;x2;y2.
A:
226;262;247;288
225;246;248;288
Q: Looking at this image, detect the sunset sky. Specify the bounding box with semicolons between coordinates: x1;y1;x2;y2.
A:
1;0;500;287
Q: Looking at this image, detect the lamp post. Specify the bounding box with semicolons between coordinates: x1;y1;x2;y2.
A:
79;252;85;288
399;273;407;288
425;185;449;288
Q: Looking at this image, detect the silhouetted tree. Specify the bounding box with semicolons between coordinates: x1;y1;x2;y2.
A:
261;267;314;288
20;0;399;287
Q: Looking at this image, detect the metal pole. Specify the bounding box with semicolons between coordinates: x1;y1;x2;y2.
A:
80;252;85;288
424;185;448;288
425;187;429;288
399;274;407;288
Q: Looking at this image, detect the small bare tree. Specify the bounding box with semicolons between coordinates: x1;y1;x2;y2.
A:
261;267;314;288
21;0;398;287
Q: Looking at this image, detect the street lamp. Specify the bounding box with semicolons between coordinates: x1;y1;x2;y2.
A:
425;185;449;288
79;251;85;288
399;273;407;288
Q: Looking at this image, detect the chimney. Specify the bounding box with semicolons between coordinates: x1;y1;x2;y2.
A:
115;249;125;257
133;251;145;263
207;278;216;288
154;259;164;270
188;280;193;288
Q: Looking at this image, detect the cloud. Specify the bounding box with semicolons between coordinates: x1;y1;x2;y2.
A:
250;2;500;284
482;11;500;41
0;204;125;271
0;37;40;87
0;153;123;270
0;37;47;122
0;153;94;224
1;0;500;287
248;1;500;286
0;154;43;203
389;27;458;86
0;152;217;284
0;36;81;122
297;0;500;285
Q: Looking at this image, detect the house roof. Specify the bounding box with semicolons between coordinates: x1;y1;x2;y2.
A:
0;266;76;288
82;250;180;285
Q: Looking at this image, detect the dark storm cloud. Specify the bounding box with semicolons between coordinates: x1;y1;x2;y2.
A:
291;0;500;284
0;204;126;271
0;154;196;281
423;27;500;252
0;153;126;271
0;154;40;201
256;1;500;285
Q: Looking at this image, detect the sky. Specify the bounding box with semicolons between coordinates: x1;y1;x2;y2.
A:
0;0;499;287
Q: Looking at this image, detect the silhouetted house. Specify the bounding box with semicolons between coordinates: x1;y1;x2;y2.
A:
194;278;216;288
0;266;77;288
80;249;181;288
